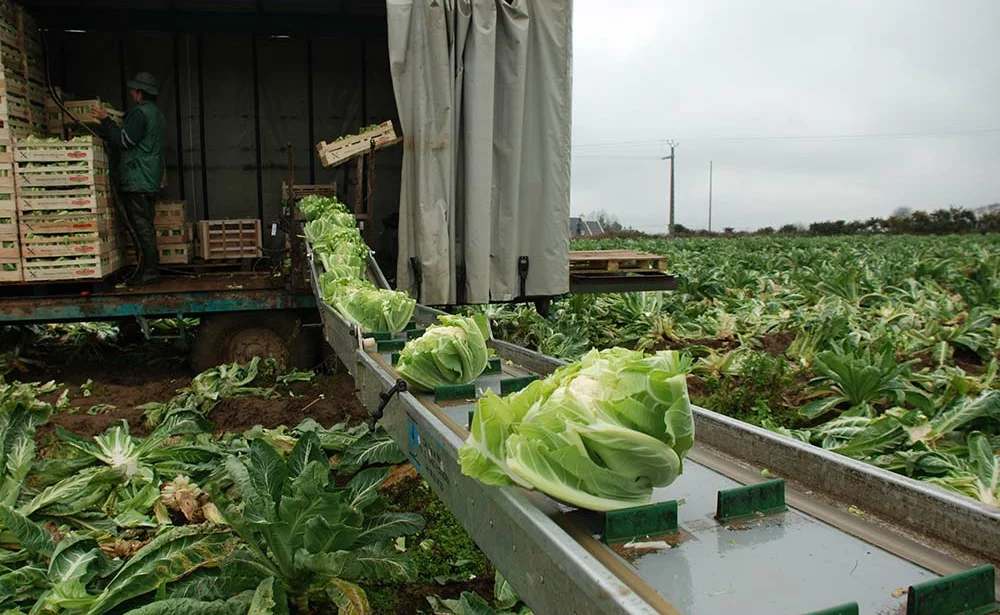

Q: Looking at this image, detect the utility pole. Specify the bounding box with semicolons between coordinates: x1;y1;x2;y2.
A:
708;160;713;232
661;141;677;234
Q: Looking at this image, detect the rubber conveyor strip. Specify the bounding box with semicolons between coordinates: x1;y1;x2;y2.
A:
309;250;1000;615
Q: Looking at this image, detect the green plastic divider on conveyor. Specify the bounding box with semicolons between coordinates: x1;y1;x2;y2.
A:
435;383;476;403
485;357;502;374
377;339;405;353
602;501;679;545
715;478;787;523
801;604;859;615
906;564;998;615
500;375;537;396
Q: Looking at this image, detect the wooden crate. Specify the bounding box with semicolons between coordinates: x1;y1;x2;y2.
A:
0;20;16;49
14;136;108;163
125;242;193;265
315;121;397;167
0;199;16;247
568;250;669;274
6;113;33;138
154;200;186;227
16;186;110;213
18;209;115;235
45;97;122;132
0;90;29;121
0;206;17;256
14;164;108;188
0;257;21;282
0;184;12;209
0;71;27;96
0;162;13;186
158;243;192;264
20;232;119;258
0;0;15;21
155;223;193;245
27;81;44;105
22;250;122;281
197;219;261;260
0;43;22;71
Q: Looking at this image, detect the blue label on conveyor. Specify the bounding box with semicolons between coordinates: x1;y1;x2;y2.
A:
407;415;421;472
406;413;449;492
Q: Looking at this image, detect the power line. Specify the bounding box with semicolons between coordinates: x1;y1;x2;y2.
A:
573;127;1000;149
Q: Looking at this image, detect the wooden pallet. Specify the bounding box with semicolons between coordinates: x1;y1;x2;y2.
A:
197;219;261;260
17;186;110;213
22;250;123;281
568;250;668;274
315;121;398;168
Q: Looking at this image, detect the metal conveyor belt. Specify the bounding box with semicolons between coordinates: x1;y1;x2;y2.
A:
310;251;1000;615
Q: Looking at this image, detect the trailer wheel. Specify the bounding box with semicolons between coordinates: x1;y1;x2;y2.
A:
190;311;319;372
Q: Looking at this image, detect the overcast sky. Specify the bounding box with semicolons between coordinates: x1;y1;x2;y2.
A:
569;0;1000;232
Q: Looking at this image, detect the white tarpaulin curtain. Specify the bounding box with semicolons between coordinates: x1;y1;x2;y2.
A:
386;0;572;305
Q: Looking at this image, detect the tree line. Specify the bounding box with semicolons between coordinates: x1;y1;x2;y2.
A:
602;205;1000;238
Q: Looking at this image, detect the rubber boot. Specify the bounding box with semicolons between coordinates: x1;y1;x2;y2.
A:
126;193;160;286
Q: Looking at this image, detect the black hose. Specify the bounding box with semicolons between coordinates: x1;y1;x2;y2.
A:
40;31;142;281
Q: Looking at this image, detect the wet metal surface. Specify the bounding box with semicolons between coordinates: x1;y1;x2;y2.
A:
622;463;936;615
378;333;938;614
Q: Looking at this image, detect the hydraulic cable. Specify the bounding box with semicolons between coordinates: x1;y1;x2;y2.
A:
40;31;142;282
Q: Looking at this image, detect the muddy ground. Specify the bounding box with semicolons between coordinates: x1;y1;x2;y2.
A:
23;342;368;438
8;337;493;614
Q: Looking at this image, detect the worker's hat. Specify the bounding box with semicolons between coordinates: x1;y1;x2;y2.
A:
127;72;159;96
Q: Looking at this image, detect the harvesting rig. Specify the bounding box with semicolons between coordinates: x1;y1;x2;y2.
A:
0;2;997;615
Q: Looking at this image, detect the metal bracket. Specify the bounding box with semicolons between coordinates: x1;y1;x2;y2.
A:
369;378;408;432
410;257;422;303
518;255;529;299
135;315;151;340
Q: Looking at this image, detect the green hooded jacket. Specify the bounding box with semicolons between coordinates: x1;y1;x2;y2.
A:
101;100;166;194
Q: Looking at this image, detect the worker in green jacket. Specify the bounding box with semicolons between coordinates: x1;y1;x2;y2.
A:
91;71;166;286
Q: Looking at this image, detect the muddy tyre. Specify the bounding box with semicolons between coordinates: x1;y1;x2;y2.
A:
189;311;319;372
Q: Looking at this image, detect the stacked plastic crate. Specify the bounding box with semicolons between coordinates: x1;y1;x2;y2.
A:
14;136;122;281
